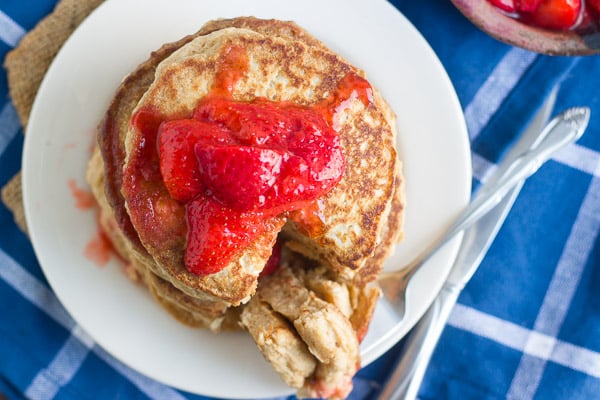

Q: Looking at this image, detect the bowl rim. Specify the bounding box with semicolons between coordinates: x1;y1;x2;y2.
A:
451;0;600;56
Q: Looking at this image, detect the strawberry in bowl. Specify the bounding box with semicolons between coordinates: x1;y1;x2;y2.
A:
451;0;600;54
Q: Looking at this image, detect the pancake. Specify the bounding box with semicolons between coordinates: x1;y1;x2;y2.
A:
88;16;404;398
112;19;401;303
241;249;380;398
88;148;238;329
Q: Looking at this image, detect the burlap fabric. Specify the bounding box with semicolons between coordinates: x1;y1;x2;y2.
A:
1;0;104;234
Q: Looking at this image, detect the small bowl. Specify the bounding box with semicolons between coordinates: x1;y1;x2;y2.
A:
451;0;600;55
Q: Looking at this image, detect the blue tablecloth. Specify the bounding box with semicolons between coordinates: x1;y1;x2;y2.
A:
1;0;599;399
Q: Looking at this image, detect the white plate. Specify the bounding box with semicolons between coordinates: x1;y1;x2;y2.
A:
22;0;471;398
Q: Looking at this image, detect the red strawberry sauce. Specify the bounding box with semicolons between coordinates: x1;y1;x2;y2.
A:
122;45;373;275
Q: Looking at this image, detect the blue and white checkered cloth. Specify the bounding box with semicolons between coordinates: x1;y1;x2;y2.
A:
1;0;599;399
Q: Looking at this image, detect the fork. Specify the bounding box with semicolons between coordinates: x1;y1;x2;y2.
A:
377;107;590;321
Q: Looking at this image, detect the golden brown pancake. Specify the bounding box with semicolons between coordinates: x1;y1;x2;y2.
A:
241;249;380;398
113;20;401;302
87;16;404;398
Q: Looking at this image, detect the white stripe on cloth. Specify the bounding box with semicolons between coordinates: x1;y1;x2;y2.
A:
25;326;93;400
0;101;22;155
0;10;25;47
0;250;73;329
507;171;600;399
0;249;187;400
553;142;600;177
471;152;496;183
92;346;192;400
464;48;537;141
448;304;600;379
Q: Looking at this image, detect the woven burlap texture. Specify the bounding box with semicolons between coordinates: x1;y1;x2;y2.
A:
1;0;104;233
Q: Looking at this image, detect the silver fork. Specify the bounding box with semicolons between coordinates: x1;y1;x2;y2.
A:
377;107;590;321
376;90;559;400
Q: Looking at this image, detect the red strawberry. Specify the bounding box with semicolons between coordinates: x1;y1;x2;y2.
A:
158;119;234;203
259;240;282;277
195;97;288;148
162;95;347;276
193;98;344;213
524;0;581;30
184;197;268;274
195;145;285;210
517;0;543;12
489;0;517;12
286;112;345;185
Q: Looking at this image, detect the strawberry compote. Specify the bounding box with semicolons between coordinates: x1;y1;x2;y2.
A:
157;95;345;275
122;45;374;276
488;0;600;32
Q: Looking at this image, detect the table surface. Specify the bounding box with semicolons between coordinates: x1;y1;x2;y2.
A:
1;1;600;399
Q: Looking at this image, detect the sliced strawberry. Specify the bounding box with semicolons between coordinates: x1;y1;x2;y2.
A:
193;98;344;213
195;97;288;148
184;197;268;275
163;96;346;276
524;0;582;30
517;0;543;12
286;112;345;185
158;119;234;203
195;143;339;214
259;240;282;277
489;0;518;12
195;144;284;210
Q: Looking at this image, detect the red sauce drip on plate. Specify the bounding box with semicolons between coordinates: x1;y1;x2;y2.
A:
68;179;95;210
122;44;373;275
84;225;113;267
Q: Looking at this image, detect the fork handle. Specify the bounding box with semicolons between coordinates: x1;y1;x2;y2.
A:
438;107;588;251
376;284;460;400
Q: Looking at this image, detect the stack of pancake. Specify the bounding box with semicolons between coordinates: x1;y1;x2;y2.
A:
86;17;404;399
